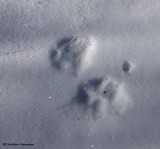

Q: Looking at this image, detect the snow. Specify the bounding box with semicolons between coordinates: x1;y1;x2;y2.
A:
1;0;160;149
80;36;97;74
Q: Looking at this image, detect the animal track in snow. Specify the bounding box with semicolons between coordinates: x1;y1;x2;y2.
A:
73;77;132;119
122;60;130;74
122;60;136;75
49;36;97;75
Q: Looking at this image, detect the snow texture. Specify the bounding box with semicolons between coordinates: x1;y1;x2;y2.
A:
1;0;160;149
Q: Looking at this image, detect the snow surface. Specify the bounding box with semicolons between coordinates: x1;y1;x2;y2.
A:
1;0;160;149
